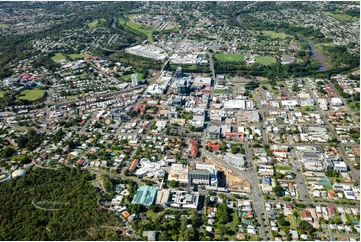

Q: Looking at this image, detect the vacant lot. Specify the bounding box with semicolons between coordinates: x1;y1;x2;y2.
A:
286;215;297;230
17;89;46;101
255;56;277;65
275;165;292;171
215;54;245;62
262;31;292;39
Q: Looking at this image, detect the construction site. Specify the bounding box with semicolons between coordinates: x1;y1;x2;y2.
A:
204;158;251;194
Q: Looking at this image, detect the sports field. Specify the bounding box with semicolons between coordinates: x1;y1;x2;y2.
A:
255;56;277;65
262;31;291;39
215;53;245;62
17;89;46;101
51;53;66;61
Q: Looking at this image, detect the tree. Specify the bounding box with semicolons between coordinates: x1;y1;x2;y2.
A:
273;185;283;197
2;147;15;157
168;180;179;187
220;142;227;151
278;217;290;227
299;220;314;233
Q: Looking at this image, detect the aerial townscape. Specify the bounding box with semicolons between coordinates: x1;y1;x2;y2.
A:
0;1;360;241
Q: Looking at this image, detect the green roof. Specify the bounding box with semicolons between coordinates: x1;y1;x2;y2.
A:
131;186;157;207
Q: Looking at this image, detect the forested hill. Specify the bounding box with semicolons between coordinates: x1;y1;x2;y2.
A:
0;167;131;241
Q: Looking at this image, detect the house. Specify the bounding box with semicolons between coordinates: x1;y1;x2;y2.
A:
300;210;313;222
289;230;299;240
207;142;221;150
205;226;213;233
207;207;217;218
327;206;336;217
142;231;157;241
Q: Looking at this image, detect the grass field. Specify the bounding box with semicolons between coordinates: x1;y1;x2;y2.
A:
126;20;154;43
286;215;297;230
122;72;145;81
262;31;291;39
17;89;46;101
215;53;245;62
324;12;358;21
51;53;66;61
0;24;9;28
214;89;232;94
146;210;158;220
0;91;6;98
88;20;99;28
275;165;292;171
255;56;277;65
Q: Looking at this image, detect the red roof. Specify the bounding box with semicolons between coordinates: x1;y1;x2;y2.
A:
353;147;360;157
77;159;84;165
207;142;221;150
300;210;312;218
191;146;198;157
189;139;198;145
129;159;139;171
327;206;336;214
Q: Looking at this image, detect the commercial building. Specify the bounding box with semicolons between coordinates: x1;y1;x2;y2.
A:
175;67;183;79
131;74;138;86
131;186;158;207
169;191;199;209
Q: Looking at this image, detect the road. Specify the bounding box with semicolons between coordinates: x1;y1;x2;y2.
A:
305;80;359;184
202;150;269;239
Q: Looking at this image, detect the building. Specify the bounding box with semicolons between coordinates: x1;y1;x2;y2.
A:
131;186;158;207
333;161;348;172
169;191;199;209
12;169;26;178
195;163;218;187
131;74;138;86
175;67;183;79
168;164;189;183
300;210;313;222
177;79;189;94
330;98;343;106
262;176;272;186
189;169;209;185
129;159;139;171
142;231;157;241
208;126;220;139
317;99;328;111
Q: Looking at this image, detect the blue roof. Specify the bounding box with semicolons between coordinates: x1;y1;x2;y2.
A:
131;186;157;207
